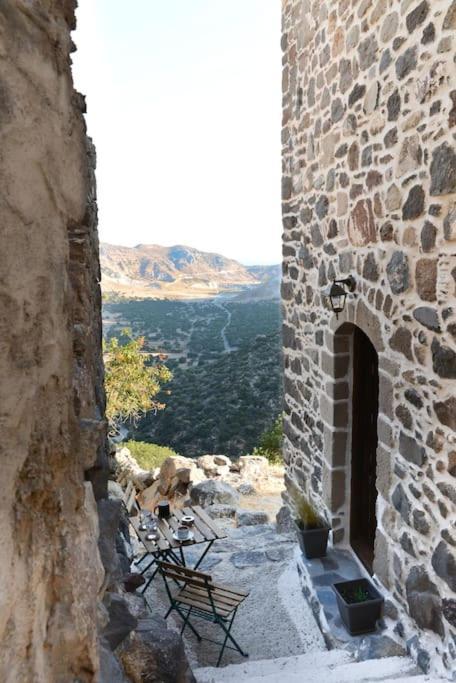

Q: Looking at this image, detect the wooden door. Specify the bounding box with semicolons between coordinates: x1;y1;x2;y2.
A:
350;327;379;574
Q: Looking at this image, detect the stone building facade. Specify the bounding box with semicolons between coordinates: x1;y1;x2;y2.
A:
281;0;456;676
0;2;107;681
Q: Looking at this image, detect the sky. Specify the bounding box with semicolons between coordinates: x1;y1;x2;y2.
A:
72;0;282;265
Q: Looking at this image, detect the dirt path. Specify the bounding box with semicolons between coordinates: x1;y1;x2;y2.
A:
212;300;237;353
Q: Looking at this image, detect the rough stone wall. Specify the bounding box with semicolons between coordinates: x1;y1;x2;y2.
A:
281;0;456;675
0;2;107;681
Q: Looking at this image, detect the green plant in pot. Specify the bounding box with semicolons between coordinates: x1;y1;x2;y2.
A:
293;494;330;559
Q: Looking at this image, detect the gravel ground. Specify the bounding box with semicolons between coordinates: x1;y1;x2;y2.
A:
143;520;326;669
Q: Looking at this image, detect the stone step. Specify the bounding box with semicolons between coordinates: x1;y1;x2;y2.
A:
194;652;439;683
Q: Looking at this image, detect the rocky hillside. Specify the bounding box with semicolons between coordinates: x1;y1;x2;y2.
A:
101;243;272;299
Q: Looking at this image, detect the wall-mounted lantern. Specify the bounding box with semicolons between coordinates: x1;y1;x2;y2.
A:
322;276;356;318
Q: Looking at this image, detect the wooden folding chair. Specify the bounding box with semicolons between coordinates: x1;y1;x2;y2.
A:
158;560;249;667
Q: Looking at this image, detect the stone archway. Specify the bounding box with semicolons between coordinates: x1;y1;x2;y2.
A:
321;318;385;575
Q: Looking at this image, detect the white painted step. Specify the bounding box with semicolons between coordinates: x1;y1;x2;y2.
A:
195;651;444;683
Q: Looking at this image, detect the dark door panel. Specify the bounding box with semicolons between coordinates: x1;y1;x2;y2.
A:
350;327;379;574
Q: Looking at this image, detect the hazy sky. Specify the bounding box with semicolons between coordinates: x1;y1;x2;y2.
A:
73;1;282;265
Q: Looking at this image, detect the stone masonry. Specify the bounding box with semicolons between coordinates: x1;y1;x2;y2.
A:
281;0;456;677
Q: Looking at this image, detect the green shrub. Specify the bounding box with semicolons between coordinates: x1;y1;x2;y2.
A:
124;440;179;470
253;415;283;464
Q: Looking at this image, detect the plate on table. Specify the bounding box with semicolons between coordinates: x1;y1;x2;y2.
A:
172;530;194;543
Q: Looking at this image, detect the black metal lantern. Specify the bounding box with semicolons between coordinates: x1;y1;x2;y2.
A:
323;276;356;318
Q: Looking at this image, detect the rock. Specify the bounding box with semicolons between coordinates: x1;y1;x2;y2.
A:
276;505;295;533
349;83;366;107
443;0;456;29
432;541;456;592
387;90;400;121
392;483;411;524
237;482;256;495
386;251;409;294
348;199;377;246
197;455;228;477
364;81;379;114
158;457;177;495
238;455;269;481
236;510;269;527
434;397;456;431
190;480;240;508
413;307;440;331
406;1;429;33
206;504;237;519
214;455;231;467
416;258;437;302
99;639;129;683
123;573;146;593
358;35;378;70
402;185;425;219
431;339;456;379
442;599;456;628
381;12;399;43
399;432;426;467
98;498;123;588
115;447;154;490
119;615;196;683
316;195;329;219
380;49;392;73
443;204;456;241
421;221;437;252
396;46;417;80
385;184;401;211
397;138;422;179
430;143;456;196
356;634;406;661
390;327;413;361
405;566;444;636
103;593;138;650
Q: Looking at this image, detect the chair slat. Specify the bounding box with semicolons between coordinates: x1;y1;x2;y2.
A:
159;560;212;581
177;591;232;618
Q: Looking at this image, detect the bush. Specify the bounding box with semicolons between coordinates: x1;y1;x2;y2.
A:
253;415;283;464
124;440;179;470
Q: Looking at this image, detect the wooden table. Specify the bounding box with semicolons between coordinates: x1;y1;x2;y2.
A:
131;504;227;593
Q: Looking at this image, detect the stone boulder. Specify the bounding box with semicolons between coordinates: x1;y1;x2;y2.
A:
115;447;155;490
237;482;256;495
206;504;237;519
197;455;230;477
138;456;206;512
236;510;269;527
189;480;240;508
99;639;129;683
119;615;196;683
276;505;295;533
102;593;138;650
97;498;123;589
238;455;269;482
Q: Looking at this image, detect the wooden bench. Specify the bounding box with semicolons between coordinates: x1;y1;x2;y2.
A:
158;560;249;667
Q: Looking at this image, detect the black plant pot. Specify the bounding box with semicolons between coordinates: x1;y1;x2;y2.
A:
333;578;384;636
295;523;330;559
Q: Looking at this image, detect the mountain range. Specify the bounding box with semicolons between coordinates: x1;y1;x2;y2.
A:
100;243;280;300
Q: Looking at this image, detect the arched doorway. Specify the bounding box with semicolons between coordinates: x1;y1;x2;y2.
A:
350;327;379;574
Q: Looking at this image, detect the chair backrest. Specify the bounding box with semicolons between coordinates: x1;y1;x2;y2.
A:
122;480;139;515
158;561;213;588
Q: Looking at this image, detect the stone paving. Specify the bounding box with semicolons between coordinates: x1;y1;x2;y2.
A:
142;522;327;669
296;545;406;660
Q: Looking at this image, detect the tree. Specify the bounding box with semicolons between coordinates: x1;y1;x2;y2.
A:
253;414;283;464
104;330;172;434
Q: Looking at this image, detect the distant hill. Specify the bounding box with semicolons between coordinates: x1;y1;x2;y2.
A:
100;243;279;300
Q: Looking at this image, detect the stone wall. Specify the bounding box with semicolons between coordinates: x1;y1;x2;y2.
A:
281;0;456;676
0;2;107;681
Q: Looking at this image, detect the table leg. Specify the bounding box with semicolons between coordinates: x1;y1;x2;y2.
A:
193;539;214;571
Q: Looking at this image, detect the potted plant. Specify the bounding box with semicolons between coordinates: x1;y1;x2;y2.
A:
333;578;384;635
294;494;330;559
